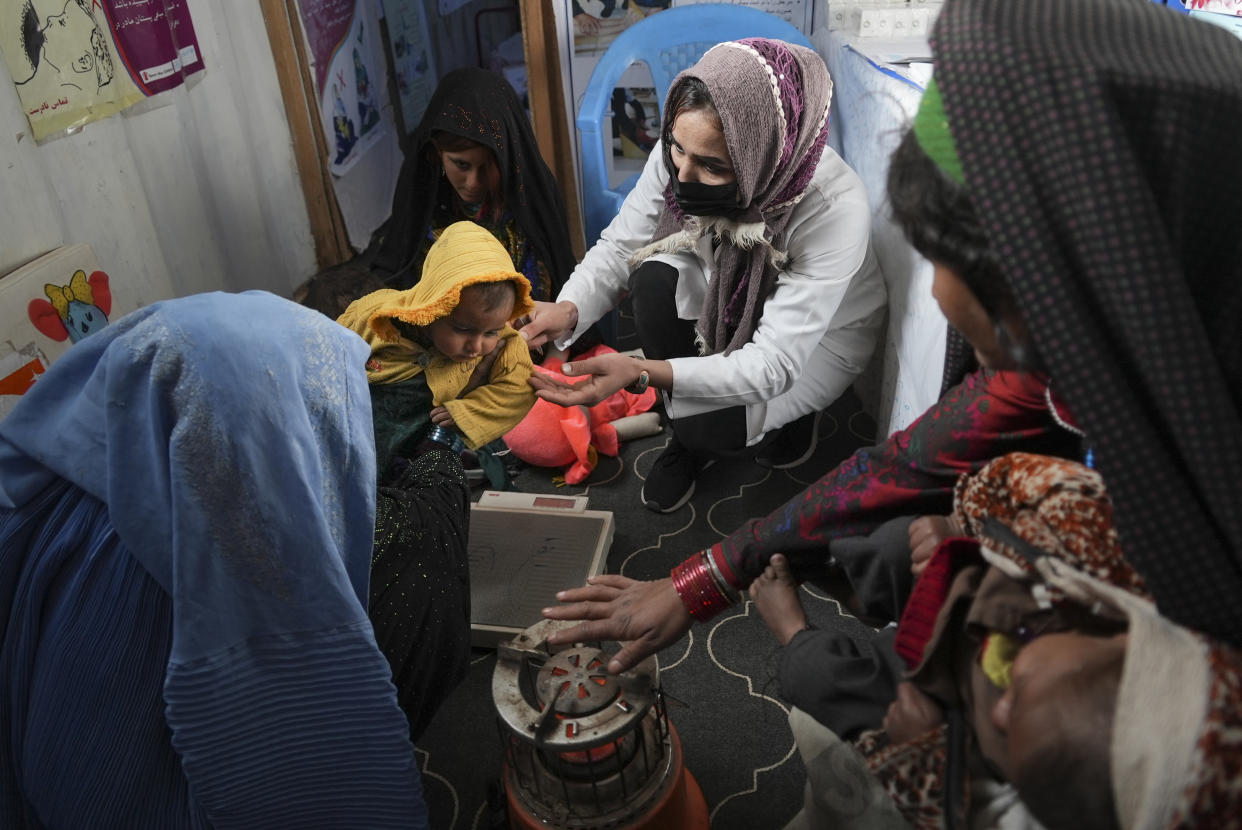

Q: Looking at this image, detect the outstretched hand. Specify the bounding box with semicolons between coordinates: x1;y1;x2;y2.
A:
528;352;643;407
541;575;692;674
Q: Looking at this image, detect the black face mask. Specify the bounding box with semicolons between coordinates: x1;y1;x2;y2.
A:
671;176;743;218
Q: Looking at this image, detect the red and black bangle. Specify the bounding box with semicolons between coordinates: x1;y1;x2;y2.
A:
671;552;736;622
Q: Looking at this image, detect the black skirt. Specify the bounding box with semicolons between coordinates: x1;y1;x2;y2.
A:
370;445;471;742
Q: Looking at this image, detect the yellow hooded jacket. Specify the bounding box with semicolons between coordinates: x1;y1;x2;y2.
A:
338;221;537;450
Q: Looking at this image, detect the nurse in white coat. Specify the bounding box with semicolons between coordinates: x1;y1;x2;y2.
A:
520;38;886;513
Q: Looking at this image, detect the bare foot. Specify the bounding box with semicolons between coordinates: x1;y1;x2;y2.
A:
749;553;809;647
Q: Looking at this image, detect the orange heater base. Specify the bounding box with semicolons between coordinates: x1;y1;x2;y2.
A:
505;723;710;830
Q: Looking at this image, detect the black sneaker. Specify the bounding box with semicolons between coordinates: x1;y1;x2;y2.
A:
641;438;716;513
755;410;823;470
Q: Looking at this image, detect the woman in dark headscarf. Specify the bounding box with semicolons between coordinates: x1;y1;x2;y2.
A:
926;0;1242;645
373;67;575;302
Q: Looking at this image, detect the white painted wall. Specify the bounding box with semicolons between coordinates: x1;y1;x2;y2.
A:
0;0;316;307
815;28;946;436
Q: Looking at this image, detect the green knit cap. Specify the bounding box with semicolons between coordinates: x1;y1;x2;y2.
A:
913;78;965;184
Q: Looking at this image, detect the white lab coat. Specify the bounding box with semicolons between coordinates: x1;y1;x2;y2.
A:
557;144;887;444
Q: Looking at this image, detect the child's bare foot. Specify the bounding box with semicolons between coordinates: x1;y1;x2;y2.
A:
749;553;809;647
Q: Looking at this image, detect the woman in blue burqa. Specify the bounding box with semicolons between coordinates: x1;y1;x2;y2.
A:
0;292;432;828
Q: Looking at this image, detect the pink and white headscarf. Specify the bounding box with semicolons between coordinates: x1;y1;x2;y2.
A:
634;38;833;355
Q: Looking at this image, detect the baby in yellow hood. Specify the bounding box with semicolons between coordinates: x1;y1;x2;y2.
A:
339;221;536;475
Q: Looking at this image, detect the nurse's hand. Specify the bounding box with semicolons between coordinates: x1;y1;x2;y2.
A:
528;352;644;407
516;300;578;350
542;575;692;674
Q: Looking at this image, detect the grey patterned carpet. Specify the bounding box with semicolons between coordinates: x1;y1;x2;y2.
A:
415;386;879;829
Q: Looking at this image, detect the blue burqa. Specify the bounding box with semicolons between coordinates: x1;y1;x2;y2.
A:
0;292;428;828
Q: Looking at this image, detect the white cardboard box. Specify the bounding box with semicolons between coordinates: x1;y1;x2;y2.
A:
468;491;613;648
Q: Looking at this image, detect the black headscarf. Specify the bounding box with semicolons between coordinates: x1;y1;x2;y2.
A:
373;68;575;296
932;0;1242;644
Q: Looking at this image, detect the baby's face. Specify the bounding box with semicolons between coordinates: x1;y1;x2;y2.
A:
427;288;514;363
979;631;1127;781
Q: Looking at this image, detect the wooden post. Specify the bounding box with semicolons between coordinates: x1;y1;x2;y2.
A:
519;0;586;260
260;0;352;268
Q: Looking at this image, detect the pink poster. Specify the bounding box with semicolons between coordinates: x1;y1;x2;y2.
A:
102;0;203;95
297;0;356;96
296;0;388;174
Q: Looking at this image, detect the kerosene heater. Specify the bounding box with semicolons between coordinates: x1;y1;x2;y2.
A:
492;619;709;829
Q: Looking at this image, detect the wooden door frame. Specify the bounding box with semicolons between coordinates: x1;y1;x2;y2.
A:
520;0;585;259
260;0;352;268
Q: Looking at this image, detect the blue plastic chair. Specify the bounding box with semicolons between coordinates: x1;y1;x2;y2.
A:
576;4;814;247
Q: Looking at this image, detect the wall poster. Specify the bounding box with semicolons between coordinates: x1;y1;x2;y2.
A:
108;0;202;94
0;0;204;142
563;0;669;190
1183;0;1242;13
380;0;435;138
0;243;144;418
296;0;389;176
